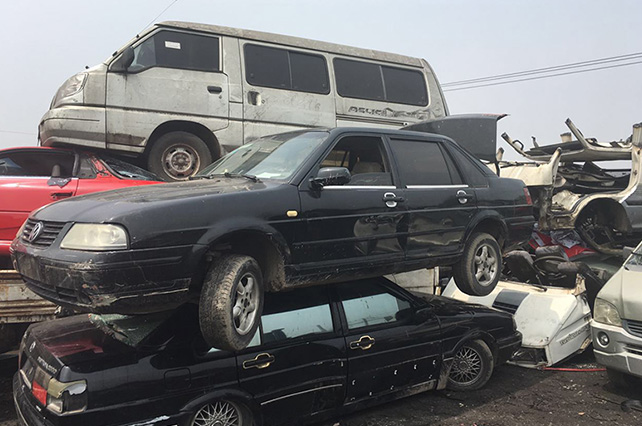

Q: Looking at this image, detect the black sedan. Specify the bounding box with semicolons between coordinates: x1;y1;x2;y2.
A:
13;277;521;426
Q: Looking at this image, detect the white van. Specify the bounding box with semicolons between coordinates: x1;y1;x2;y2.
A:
39;21;449;180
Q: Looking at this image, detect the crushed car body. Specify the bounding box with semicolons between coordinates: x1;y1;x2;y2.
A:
497;120;642;255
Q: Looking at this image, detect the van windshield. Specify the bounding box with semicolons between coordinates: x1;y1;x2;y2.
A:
197;131;328;181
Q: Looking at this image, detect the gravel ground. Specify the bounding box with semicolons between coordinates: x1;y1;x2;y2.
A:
1;350;641;426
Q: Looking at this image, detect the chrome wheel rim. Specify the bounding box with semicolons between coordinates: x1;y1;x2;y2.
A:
192;401;240;426
162;143;200;180
232;273;259;335
473;243;498;287
450;346;483;385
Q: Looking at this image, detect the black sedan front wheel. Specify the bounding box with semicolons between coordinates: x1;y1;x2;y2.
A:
199;254;264;351
447;339;494;391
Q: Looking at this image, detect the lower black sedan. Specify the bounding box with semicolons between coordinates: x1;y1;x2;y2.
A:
13;277;521;426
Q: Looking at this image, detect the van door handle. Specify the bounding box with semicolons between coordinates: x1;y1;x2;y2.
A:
248;91;262;105
242;353;275;370
51;192;73;200
207;85;223;94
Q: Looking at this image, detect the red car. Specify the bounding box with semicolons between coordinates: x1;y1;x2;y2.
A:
0;147;161;265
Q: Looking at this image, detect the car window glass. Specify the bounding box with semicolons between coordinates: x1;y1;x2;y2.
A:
389;139;452;186
442;147;463;185
245;44;329;94
101;156;160;181
339;281;411;330
320;136;392;186
260;286;333;343
382;66;428;106
130;30;220;72
447;146;490;187
0;151;74;177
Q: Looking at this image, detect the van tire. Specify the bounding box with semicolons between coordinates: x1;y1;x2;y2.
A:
453;232;501;296
199;254;264;351
147;131;212;181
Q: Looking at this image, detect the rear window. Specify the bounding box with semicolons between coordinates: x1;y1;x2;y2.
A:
244;44;330;94
334;58;428;106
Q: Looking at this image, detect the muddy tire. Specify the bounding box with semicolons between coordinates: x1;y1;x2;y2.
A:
453;232;501;296
199;255;264;351
147;131;212;181
447;339;494;391
190;400;251;426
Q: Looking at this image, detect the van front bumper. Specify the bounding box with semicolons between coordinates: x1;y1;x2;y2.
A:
39;106;107;150
591;320;642;379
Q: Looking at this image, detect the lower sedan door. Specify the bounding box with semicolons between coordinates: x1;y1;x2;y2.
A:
336;279;442;404
237;287;347;426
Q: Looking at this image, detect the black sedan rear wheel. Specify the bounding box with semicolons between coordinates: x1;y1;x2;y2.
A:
199;254;264;351
191;400;250;426
453;232;501;296
447;339;494;391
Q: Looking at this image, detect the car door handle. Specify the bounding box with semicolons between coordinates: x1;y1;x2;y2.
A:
383;192;404;208
349;335;375;351
207;85;222;94
242;353;275;370
51;192;73;200
456;189;473;204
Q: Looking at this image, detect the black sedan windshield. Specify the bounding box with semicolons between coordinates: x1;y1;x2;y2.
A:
198;131;328;181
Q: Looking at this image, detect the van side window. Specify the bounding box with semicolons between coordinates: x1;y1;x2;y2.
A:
320;136;393;186
334;58;428;106
389;139;460;186
244;44;329;94
129;30;220;73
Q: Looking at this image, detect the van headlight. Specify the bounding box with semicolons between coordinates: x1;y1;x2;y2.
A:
46;378;87;414
593;298;622;326
52;73;87;108
60;224;129;251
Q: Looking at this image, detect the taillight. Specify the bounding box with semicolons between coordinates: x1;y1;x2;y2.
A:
523;187;533;206
32;381;48;406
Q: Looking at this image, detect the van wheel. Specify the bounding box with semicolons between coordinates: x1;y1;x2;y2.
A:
447;339;494;391
191;400;250;426
453;232;501;296
147;131;212;181
199;254;264;351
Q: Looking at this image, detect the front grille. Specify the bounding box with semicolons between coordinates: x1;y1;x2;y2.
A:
625;344;642;357
492;301;519;315
21;219;66;248
625;319;642;338
23;277;79;305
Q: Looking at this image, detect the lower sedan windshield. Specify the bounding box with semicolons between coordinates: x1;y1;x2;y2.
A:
198;131;328;181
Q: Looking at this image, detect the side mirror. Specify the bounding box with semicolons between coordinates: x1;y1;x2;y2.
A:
310;167;351;189
110;47;135;73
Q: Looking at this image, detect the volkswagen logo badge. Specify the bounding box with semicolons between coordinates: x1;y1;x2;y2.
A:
27;222;44;242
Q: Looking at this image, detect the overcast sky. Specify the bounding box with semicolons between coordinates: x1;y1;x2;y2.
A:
0;0;640;159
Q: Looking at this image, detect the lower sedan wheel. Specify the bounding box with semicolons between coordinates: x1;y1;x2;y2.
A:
453;232;501;296
192;400;249;426
447;339;494;391
199;254;264;351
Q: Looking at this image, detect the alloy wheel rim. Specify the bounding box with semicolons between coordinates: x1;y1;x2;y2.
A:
450;346;482;385
193;401;240;426
473;243;498;286
232;273;259;335
162;143;200;180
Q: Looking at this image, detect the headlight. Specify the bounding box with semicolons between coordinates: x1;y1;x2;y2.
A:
61;224;128;251
52;73;87;108
594;298;622;326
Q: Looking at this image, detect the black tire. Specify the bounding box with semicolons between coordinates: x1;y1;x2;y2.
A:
147;131;213;181
199;254;264;351
190;400;251;426
447;339;494;391
606;368;639;389
453;232;501;296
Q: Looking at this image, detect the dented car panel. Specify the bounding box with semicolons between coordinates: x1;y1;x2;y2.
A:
498;121;642;254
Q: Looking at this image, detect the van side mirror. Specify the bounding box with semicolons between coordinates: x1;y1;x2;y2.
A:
111;47;135;73
310;167;351;189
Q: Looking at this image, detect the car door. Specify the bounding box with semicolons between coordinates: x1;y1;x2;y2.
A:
241;42;335;141
237;286;346;426
387;136;477;258
106;29;229;150
0;149;78;251
296;133;407;274
337;279;441;404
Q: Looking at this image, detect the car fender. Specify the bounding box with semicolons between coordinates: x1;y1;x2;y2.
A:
463;210;508;245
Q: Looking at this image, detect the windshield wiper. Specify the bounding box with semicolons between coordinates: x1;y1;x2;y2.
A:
223;172;261;183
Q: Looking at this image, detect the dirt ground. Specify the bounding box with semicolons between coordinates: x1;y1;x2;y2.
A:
1;350;641;426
